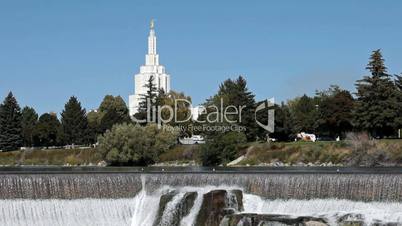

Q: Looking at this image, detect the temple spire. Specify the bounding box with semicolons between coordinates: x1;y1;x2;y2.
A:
147;19;157;64
129;20;170;116
150;19;155;30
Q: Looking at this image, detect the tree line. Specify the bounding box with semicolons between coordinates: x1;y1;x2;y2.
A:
0;94;130;151
200;49;402;143
1;49;401;155
196;50;402;165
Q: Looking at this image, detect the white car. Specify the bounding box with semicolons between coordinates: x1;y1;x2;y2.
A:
179;135;205;145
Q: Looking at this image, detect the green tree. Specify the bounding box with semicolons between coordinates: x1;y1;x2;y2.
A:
61;96;88;144
33;113;63;147
200;132;247;166
86;110;99;144
201;76;257;141
395;74;402;90
395;74;402;130
158;90;193;136
354;50;399;137
0;92;23;151
98;95;130;132
256;102;294;141
316;86;355;138
289;94;318;133
135;75;159;123
21;106;38;147
97;123;178;166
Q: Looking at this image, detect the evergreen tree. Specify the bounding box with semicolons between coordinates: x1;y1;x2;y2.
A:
0;92;23;151
395;74;402;131
33;113;62;147
231;76;257;141
21;106;38;147
395;74;402;90
61;96;88;144
202;76;257;141
136;75;158;123
354;50;398;137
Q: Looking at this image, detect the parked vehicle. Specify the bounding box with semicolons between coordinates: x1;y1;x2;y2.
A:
296;132;317;142
179;135;205;145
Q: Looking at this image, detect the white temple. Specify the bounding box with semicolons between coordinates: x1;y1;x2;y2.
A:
129;20;171;116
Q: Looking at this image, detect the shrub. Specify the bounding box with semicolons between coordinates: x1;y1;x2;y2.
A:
200;132;247;166
65;155;80;165
345;132;388;166
200;143;222;166
97;123;178;166
386;142;402;163
158;145;200;162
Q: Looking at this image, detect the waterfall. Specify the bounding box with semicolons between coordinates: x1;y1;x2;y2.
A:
130;190;160;226
242;195;402;224
0;174;142;199
1;173;400;201
130;185;242;226
0;172;401;225
0;198;136;226
157;192;187;225
0;186;401;225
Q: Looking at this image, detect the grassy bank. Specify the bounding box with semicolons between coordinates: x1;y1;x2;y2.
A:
0;148;101;166
1;139;402;166
153;139;402;166
238;139;402;166
238;141;350;166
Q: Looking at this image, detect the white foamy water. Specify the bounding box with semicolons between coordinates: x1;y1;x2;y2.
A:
131;185;241;226
243;194;402;224
0;187;401;226
0;198;135;226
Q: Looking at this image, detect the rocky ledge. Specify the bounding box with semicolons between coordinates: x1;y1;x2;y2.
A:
220;214;328;226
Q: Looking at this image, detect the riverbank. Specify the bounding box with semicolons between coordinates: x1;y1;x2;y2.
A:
1;139;402;167
0;148;101;166
1;166;402;174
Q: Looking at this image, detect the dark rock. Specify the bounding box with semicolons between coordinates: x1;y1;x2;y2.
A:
174;192;198;222
220;213;329;226
153;190;177;226
153;191;198;226
336;213;364;226
223;208;236;215
229;189;244;211
195;190;244;226
371;222;400;226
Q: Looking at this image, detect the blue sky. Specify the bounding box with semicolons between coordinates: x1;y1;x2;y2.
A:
1;0;402;114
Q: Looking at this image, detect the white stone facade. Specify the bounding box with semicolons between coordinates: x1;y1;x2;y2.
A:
129;20;171;116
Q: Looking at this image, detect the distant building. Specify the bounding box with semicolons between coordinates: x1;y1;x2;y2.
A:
49;111;58;117
129;20;171;116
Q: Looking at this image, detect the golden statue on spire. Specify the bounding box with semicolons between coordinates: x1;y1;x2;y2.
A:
150;19;154;29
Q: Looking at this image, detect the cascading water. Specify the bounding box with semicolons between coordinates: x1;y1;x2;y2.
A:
0;172;401;225
130;176;160;226
242;195;402;225
130;185;243;226
1;173;401;201
0;198;136;226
